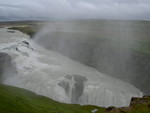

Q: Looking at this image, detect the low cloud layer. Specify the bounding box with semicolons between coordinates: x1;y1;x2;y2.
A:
0;0;150;21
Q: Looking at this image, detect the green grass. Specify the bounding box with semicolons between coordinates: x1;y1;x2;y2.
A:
0;84;150;113
130;105;150;113
0;84;93;113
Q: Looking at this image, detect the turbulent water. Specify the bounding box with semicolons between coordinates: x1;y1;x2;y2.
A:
0;28;143;107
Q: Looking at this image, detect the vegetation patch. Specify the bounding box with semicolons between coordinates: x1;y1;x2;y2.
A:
8;26;36;38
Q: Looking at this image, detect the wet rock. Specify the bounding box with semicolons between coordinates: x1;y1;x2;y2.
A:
65;75;73;80
7;31;15;33
16;47;19;51
0;52;17;82
22;40;29;46
72;74;87;103
148;104;150;108
58;74;87;104
58;81;70;94
22;40;34;50
106;106;115;111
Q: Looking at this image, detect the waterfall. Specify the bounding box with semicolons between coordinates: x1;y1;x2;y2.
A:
0;29;143;107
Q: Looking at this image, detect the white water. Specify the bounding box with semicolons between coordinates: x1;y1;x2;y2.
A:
0;28;143;107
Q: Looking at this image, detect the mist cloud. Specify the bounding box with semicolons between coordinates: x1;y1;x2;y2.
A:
0;0;150;20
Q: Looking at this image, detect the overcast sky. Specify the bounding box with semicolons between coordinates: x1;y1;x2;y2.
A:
0;0;150;21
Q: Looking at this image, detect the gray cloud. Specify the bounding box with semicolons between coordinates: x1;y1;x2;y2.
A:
0;0;150;20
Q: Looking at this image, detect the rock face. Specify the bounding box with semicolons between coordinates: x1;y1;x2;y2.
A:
58;74;87;104
106;96;150;113
130;96;150;106
0;52;16;82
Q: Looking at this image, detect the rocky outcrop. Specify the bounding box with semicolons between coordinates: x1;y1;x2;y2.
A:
0;52;17;82
130;95;150;106
58;74;87;104
105;96;150;113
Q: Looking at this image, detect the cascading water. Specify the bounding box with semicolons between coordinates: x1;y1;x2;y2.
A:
0;27;143;107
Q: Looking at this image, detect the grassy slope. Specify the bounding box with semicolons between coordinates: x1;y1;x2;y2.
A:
0;84;150;113
0;84;92;113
